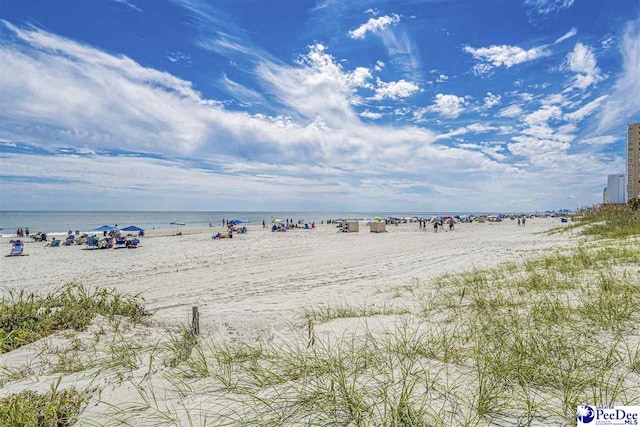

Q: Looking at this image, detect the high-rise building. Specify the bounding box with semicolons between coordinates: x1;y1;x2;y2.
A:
627;123;640;201
603;187;608;203
607;174;625;204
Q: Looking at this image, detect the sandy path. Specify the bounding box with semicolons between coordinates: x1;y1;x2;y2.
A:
0;219;574;339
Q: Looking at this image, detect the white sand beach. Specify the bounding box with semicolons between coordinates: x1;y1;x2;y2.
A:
1;219;573;340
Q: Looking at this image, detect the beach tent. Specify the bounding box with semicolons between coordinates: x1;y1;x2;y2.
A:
91;225;115;232
122;225;144;232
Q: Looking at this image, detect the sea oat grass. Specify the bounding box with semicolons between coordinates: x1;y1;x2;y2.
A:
0;283;149;353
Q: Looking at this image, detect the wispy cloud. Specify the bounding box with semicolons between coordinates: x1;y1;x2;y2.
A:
349;13;423;82
464;43;549;73
524;0;575;16
348;14;400;39
111;0;143;13
554;27;577;44
598;20;640;131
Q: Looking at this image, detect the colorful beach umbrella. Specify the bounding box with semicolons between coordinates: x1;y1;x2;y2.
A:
272;218;281;223
372;216;383;221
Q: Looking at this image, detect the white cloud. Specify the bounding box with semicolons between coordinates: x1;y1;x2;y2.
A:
436;74;448;83
348;14;422;81
524;105;562;126
580;135;618;145
220;73;267;104
598;20;640;131
483;92;502;109
416;94;467;119
256;44;373;123
0;19;621;211
508;136;570;157
601;36;615;49
464;43;549;72
562;42;603;90
481;145;507;161
524;0;575;15
498;104;524;118
564;95;607;121
348;14;400;39
374;60;385;71
364;8;379;16
360;111;383;120
349;66;373;88
166;50;191;65
371;78;420;100
554;27;577;44
111;0;142;12
471;62;493;77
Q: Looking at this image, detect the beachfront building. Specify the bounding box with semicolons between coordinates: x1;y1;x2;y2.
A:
607;174;625;204
603;187;608;203
627;123;640;200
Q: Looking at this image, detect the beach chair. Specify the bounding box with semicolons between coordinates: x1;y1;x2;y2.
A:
128;238;140;248
63;236;75;246
86;236;98;248
49;240;61;247
5;241;28;257
115;236;127;248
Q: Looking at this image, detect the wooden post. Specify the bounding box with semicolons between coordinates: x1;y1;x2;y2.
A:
191;306;200;336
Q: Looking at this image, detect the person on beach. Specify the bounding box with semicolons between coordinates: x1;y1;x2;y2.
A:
263;220;266;229
449;218;455;231
25;227;29;236
522;217;526;227
517;218;521;227
433;221;438;232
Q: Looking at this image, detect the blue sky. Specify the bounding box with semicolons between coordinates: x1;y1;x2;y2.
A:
0;0;638;212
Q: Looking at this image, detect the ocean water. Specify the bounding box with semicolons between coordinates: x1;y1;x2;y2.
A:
0;211;485;236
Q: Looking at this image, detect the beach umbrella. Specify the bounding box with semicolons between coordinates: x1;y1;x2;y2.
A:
171;221;185;234
91;225;115;232
121;225;144;232
272;218;281;223
229;219;249;225
372;216;383;221
335;218;346;222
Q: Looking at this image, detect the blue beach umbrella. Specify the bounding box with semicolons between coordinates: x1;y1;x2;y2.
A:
229;219;249;225
121;225;144;232
91;225;115;232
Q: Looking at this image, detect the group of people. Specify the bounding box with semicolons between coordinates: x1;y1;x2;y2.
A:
15;227;30;238
417;218;455;232
271;221;315;232
517;217;527;227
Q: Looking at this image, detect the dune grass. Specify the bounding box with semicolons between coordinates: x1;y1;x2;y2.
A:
130;238;639;426
2;214;640;425
0;283;149;354
579;204;640;238
0;381;86;426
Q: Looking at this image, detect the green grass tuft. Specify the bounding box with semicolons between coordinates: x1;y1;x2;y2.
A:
0;283;149;353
